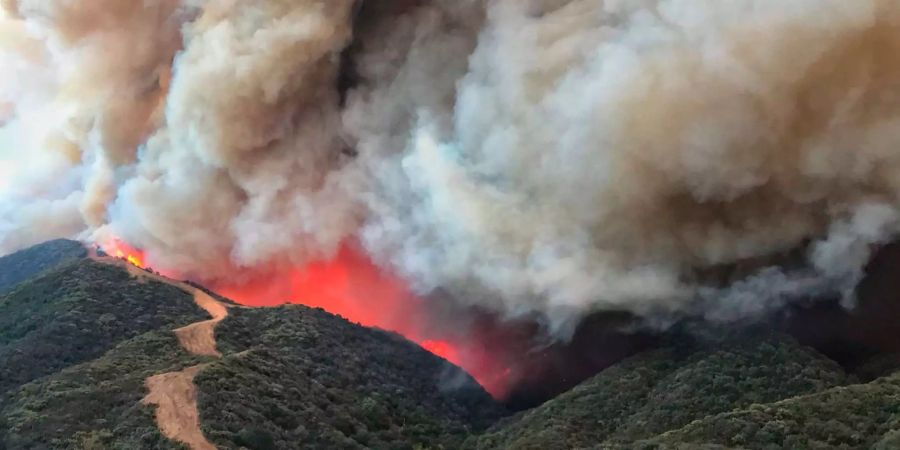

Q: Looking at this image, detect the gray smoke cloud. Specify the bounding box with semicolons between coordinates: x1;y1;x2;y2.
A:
3;0;900;335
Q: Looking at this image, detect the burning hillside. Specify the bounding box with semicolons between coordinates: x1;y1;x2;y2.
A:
101;237;518;396
6;0;900;400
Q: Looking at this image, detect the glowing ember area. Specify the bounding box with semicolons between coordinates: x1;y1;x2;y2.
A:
422;339;515;398
101;240;147;268
421;340;460;362
122;252;144;268
213;245;516;397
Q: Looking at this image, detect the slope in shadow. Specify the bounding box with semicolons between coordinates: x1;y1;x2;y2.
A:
466;328;848;450
197;306;507;450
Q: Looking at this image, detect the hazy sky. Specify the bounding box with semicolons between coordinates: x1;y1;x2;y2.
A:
0;123;13;192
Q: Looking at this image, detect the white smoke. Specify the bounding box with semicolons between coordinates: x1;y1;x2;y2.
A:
100;0;360;278
3;0;900;334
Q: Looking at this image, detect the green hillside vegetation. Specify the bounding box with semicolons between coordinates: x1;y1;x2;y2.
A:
1;331;206;449
0;254;505;450
0;239;86;294
4;240;900;450
196;306;506;450
0;259;208;394
635;371;900;449
466;329;850;450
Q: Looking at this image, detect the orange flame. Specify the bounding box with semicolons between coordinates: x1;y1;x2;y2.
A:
102;239;147;269
121;251;144;268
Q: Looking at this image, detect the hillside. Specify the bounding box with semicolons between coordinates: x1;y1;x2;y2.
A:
1;330;207;449
633;371;900;449
0;257;208;395
0;239;86;294
0;243;505;449
196;306;504;449
4;239;900;449
465;328;854;449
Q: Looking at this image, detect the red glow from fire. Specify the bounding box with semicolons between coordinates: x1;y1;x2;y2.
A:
421;340;460;362
213;245;515;397
102;239;147;269
101;238;516;397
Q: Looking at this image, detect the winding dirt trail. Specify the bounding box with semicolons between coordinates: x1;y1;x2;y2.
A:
143;365;215;450
174;289;228;357
92;253;225;450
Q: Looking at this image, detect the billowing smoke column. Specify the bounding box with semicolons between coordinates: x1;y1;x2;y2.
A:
4;0;900;394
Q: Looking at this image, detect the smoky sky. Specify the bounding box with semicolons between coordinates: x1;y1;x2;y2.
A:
3;0;900;336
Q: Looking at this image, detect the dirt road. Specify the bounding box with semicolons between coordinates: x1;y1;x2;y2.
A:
94;253;225;450
175;289;228;357
142;365;215;450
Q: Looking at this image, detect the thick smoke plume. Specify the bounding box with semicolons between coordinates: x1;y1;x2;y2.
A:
4;0;900;340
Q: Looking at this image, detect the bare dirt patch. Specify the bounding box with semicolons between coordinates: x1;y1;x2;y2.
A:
94;252;229;449
174;290;228;357
142;365;215;450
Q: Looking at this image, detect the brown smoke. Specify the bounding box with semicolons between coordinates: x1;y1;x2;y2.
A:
3;0;900;335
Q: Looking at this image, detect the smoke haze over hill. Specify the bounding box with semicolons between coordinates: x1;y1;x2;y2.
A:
3;0;900;338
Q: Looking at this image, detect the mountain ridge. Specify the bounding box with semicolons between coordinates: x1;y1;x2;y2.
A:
0;241;504;449
3;240;900;449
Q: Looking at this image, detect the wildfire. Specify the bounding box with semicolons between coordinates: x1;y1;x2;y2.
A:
101;238;515;397
121;251;144;268
101;239;147;269
421;340;460;362
211;245;516;397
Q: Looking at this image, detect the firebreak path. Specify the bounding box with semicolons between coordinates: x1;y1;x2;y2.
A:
93;253;225;450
